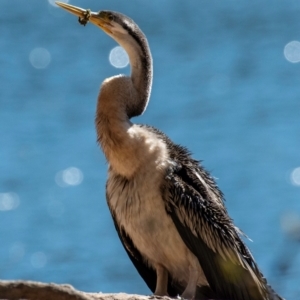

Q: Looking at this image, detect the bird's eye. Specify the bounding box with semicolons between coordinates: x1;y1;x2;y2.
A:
108;14;114;21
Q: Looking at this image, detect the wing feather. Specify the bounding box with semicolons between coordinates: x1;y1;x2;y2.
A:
162;161;267;300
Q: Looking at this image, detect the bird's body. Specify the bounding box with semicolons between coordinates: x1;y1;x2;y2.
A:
56;2;283;299
106;126;209;296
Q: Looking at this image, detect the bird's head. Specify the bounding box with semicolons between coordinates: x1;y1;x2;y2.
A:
55;2;141;48
56;2;152;118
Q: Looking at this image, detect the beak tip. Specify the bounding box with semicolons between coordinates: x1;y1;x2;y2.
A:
54;1;87;19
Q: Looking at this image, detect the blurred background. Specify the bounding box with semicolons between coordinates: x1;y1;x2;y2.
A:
0;0;300;299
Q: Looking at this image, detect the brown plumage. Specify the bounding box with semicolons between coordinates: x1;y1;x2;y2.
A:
56;2;283;299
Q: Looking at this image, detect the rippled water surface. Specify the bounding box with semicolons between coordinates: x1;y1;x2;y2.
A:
1;1;300;298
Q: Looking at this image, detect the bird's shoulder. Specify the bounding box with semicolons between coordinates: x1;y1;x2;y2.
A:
139;124;225;206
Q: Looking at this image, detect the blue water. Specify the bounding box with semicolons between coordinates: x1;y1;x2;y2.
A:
1;0;300;298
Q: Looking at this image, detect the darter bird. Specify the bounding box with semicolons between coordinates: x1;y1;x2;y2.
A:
56;2;283;300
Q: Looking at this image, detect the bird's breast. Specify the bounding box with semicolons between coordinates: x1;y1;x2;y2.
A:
105;125;208;287
106;165;208;287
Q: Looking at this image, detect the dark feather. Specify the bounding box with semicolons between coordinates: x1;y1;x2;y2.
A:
141;125;280;300
164;171;267;299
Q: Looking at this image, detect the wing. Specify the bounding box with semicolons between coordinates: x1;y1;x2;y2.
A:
162;160;268;300
107;203;184;297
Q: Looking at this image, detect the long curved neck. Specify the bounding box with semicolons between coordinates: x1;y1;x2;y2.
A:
96;26;153;177
118;29;153;118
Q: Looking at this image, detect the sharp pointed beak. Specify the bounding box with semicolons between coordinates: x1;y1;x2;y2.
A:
55;2;113;34
55;2;87;18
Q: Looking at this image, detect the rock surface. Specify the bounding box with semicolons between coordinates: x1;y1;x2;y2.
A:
0;280;165;300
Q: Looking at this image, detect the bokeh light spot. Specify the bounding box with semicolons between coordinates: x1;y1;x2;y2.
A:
29;47;51;69
0;192;20;211
284;41;300;63
55;167;84;187
109;46;129;68
31;252;47;268
290;167;300;186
